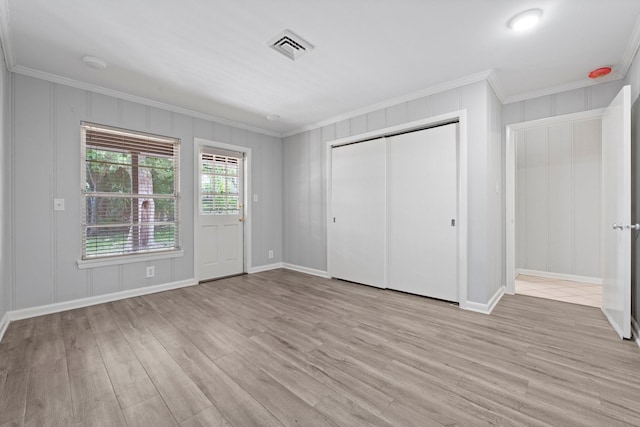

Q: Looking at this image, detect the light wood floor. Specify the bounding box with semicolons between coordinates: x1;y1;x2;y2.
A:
1;269;639;426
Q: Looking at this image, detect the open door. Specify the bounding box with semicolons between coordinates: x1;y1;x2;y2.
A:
601;85;631;339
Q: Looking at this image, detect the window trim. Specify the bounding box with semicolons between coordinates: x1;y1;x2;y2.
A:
79;122;181;262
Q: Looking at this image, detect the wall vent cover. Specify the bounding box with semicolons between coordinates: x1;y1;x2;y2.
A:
268;30;314;61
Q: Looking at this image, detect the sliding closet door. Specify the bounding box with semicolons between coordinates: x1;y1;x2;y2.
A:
330;138;386;288
387;124;458;301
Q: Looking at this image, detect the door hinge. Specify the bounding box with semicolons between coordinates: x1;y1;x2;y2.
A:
451;219;456;227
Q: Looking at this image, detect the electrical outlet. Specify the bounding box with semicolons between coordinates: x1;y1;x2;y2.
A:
268;250;274;259
146;266;155;278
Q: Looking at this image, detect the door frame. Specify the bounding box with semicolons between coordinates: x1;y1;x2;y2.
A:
504;108;605;295
325;110;469;308
193;138;252;281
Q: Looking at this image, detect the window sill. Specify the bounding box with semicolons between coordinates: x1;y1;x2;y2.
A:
76;249;184;270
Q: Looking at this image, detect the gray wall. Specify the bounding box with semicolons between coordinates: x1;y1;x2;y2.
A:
626;46;640;325
488;84;503;299
0;47;9;321
7;74;282;311
284;80;502;305
515;118;602;279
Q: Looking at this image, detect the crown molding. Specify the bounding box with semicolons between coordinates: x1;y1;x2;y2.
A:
282;70;493;138
621;12;640;77
0;0;15;70
11;65;282;138
502;72;624;105
486;69;506;104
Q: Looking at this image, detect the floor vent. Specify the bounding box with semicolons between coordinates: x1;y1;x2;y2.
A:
269;30;314;61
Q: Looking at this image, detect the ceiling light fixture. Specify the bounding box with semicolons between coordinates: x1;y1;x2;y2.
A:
266;114;280;121
82;55;108;70
588;66;612;79
508;9;543;31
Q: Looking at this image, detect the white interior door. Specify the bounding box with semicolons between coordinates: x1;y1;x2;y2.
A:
330;138;386;288
198;148;244;281
387;124;458;302
601;85;631;339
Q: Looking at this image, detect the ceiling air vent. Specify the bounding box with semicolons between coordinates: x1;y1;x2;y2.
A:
269;30;314;61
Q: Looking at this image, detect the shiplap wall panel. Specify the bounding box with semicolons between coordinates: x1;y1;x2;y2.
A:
91;265;120;296
55;83;88;303
556;90;587;117
523;127;548;271
367;110;386;132
385;103;407;127
349;115;367;136
406;96;431;122
573;119;601;278
8;74;283;313
171;113;195;283
547;123;573;273
309;128;326;270
515;118;601;279
14;77;52;309
335;120;350;139
516;133;526;269
488;88;503;297
432;89;459;116
0;49;9;320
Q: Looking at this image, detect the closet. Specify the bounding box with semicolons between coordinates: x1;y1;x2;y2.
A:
330;123;459;302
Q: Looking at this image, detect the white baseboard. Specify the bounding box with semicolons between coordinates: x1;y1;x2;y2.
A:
248;262;284;274
632;316;640;349
463;286;505;315
282;263;330;279
0;311;9;343
516;269;602;285
5;278;198;324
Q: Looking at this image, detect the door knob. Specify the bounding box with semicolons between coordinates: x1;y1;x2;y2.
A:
626;223;640;230
612;223;624;230
238;217;245;222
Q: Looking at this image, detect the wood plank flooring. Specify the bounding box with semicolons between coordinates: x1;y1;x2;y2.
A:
1;269;639;426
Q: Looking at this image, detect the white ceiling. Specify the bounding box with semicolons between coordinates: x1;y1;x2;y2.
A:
2;0;640;136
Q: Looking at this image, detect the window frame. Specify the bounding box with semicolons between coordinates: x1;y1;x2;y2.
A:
78;122;182;266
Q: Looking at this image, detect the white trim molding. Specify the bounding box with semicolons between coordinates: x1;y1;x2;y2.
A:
0;311;9;343
6;278;197;323
515;269;602;285
77;249;184;269
282;263;330;278
463;286;505;315
632;316;640;349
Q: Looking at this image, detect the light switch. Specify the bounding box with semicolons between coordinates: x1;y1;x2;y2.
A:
253;194;258;203
54;198;65;211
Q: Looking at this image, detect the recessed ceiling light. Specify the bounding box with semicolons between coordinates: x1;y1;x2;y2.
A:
266;114;280;121
509;9;543;32
82;55;108;70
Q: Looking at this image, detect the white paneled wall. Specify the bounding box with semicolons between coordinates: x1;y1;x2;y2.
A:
8;74;282;311
515;118;601;279
0;49;9;323
284;81;502;305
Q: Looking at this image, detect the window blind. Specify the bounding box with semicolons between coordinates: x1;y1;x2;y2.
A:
81;123;180;259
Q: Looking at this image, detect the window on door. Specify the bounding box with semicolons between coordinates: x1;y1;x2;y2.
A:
81;123;180;259
200;153;241;215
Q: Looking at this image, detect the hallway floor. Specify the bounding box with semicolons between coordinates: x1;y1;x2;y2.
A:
515;274;602;308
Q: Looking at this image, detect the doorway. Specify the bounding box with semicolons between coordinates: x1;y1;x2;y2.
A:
506;110;604;307
196;142;248;281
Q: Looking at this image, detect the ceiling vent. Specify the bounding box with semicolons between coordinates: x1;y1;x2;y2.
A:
269;30;314;61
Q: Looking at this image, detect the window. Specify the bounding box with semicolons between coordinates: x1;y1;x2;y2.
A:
200;152;241;215
81;123;180;259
